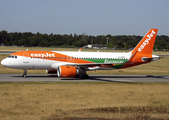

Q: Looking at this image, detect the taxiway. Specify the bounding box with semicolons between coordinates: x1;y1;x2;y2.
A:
0;51;15;54
0;74;169;82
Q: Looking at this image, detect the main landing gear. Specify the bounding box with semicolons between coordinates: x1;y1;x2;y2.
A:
82;74;89;79
22;69;27;78
77;67;89;79
77;74;89;79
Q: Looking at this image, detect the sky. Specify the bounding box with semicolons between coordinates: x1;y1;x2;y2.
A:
1;0;169;36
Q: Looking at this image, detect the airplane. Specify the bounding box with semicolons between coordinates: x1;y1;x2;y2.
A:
1;29;160;78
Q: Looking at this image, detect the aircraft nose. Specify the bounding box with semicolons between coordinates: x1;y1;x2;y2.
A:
1;59;9;67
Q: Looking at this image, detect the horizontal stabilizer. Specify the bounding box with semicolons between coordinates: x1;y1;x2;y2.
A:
142;57;153;61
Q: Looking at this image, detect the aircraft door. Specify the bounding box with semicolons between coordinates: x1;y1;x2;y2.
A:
23;52;29;63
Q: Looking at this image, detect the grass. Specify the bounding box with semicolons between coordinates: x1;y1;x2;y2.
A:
0;46;80;51
0;82;169;119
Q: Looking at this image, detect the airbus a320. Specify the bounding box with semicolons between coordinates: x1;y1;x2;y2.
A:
1;29;159;78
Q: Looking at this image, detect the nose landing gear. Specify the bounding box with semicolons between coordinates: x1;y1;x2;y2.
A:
22;69;27;78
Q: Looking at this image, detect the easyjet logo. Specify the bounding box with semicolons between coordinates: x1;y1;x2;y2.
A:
138;30;156;52
31;53;55;57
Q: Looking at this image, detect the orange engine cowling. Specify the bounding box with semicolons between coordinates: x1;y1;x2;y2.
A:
57;66;79;78
46;69;57;74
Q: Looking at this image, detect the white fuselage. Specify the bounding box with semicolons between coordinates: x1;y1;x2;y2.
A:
1;51;131;70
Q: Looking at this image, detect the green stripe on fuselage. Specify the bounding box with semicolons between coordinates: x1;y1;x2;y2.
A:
83;58;128;69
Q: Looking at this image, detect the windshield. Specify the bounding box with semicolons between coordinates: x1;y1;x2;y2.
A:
8;55;17;58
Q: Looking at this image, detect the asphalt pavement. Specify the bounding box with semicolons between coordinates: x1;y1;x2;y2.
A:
0;74;169;82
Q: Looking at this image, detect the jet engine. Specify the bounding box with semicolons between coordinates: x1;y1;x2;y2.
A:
57;66;79;77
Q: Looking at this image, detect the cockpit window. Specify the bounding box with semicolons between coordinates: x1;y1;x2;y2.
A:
8;55;17;59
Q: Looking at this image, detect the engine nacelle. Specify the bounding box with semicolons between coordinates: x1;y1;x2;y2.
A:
57;66;79;77
46;69;57;74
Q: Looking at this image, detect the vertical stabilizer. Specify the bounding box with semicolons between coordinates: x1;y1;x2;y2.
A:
132;29;158;55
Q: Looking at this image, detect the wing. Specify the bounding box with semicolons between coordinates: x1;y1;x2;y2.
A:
62;63;116;67
59;52;137;67
51;52;138;68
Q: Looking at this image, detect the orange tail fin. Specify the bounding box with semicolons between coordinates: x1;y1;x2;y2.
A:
132;29;158;55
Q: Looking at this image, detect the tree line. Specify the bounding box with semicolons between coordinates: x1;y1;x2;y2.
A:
0;30;169;50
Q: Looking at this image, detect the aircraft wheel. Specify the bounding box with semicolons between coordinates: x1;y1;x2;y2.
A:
22;69;27;78
23;74;27;78
82;74;89;79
